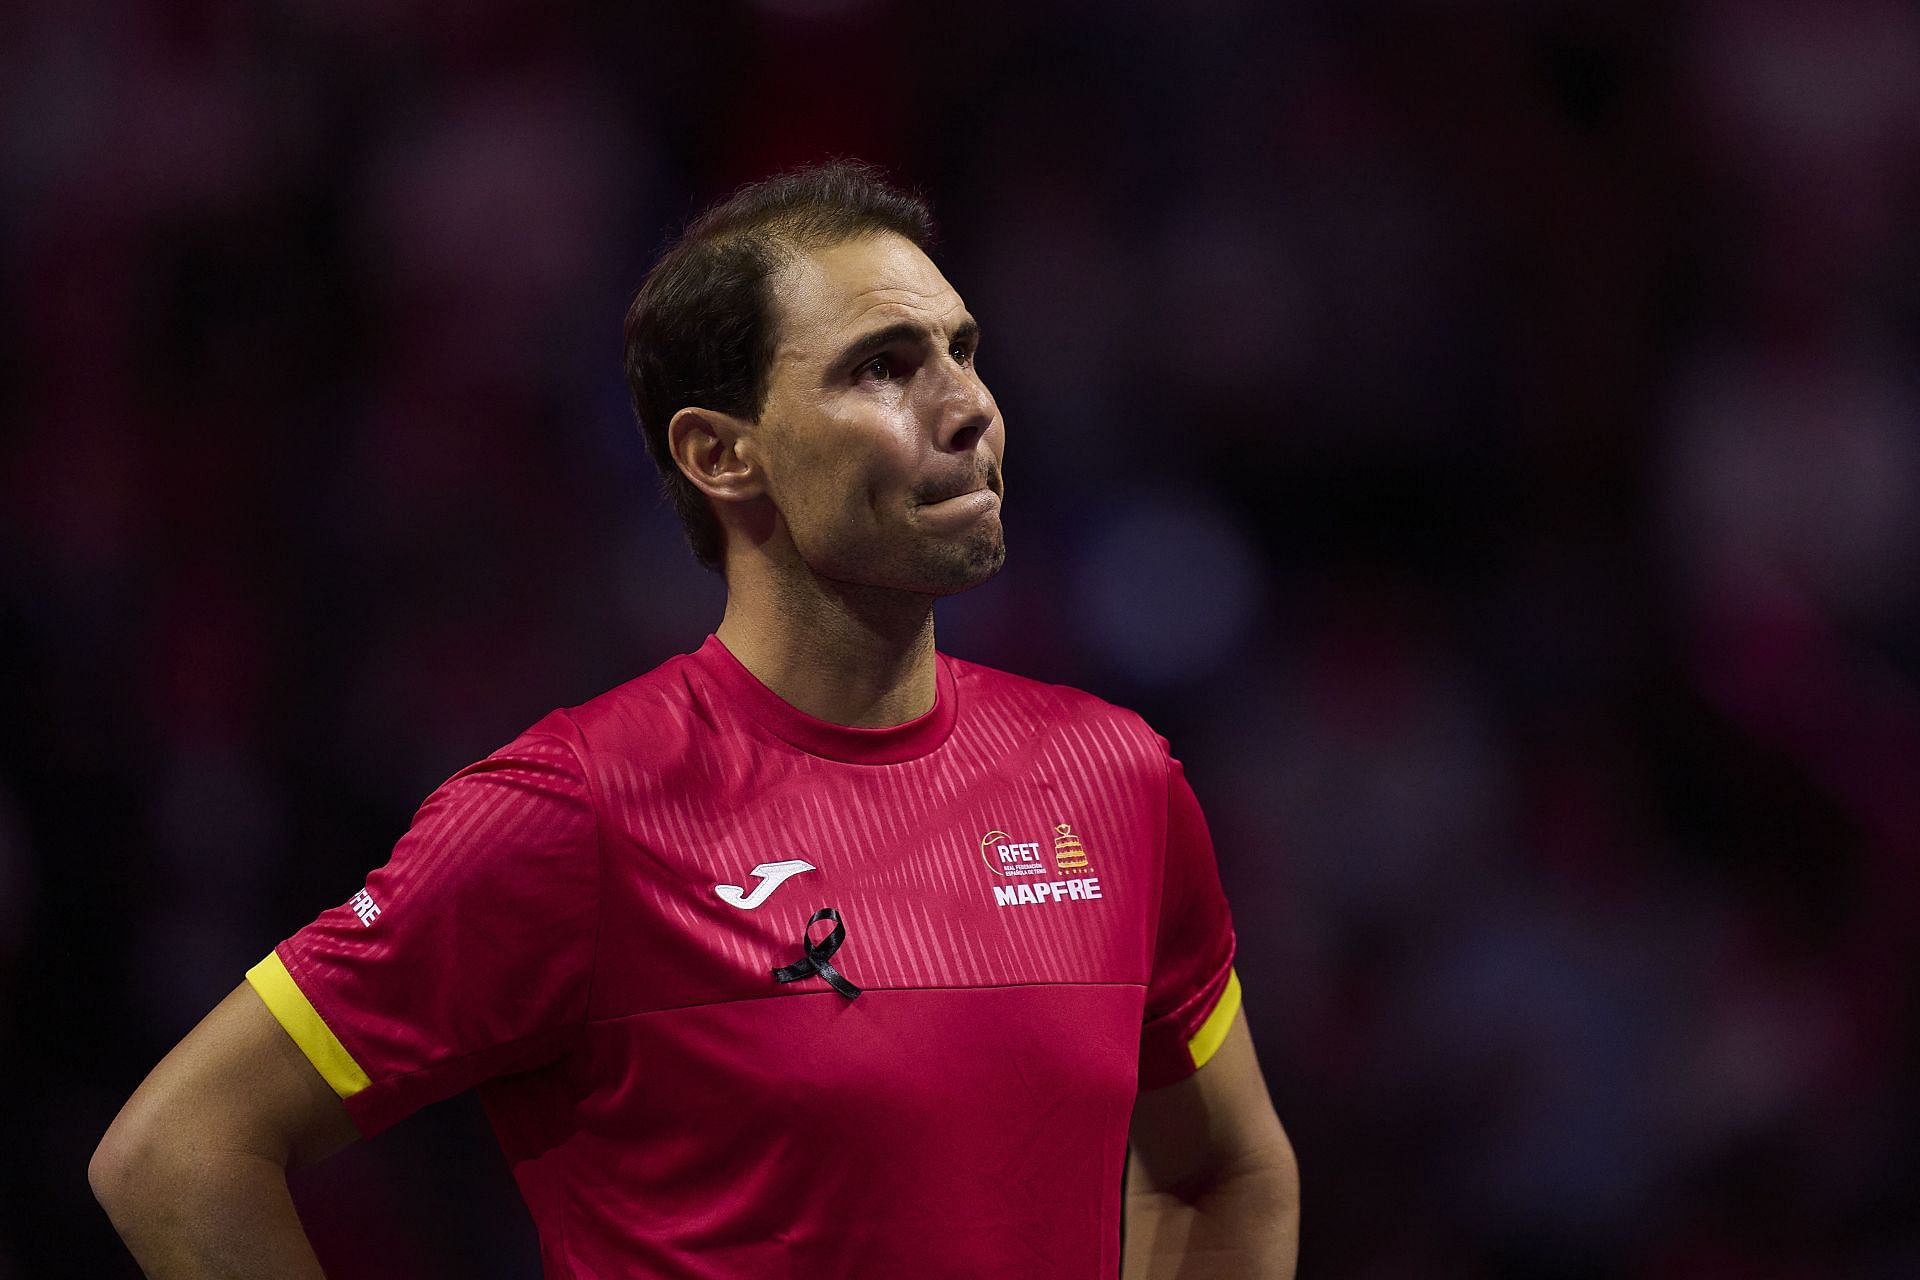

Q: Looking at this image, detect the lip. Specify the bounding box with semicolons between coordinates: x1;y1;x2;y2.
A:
916;488;1001;523
921;485;992;505
920;478;997;505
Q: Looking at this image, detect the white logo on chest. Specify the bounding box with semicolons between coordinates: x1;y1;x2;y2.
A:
713;858;817;910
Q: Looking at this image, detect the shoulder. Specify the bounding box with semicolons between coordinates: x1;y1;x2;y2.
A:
943;650;1132;721
942;651;1172;766
564;647;706;725
503;649;710;787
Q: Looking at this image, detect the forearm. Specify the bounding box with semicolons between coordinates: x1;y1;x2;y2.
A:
1122;1153;1299;1280
92;1147;328;1279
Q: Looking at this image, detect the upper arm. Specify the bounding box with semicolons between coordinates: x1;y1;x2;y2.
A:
1128;1004;1295;1199
91;980;361;1193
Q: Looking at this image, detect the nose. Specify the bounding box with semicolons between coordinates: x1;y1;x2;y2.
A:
932;355;997;456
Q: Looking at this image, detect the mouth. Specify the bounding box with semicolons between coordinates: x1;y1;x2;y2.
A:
921;488;988;506
915;487;1001;525
919;475;1001;507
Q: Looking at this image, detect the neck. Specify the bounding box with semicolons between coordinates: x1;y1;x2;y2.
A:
714;561;939;729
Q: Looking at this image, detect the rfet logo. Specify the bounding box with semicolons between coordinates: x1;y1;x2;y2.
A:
979;829;1048;878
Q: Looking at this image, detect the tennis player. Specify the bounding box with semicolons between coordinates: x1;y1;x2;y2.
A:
90;161;1299;1278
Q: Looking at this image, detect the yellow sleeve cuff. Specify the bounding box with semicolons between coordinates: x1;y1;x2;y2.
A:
245;951;372;1100
1186;966;1242;1072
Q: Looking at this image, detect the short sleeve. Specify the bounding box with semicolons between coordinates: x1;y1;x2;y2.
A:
1137;747;1241;1090
245;718;599;1137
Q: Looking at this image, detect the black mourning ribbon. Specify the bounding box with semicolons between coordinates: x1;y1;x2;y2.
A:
772;906;862;1000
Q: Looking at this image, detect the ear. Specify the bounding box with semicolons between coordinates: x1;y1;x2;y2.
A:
667;406;766;507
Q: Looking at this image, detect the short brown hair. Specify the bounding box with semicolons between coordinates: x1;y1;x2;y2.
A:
621;160;937;574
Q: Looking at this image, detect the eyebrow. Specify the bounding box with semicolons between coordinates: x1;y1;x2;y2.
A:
828;316;981;374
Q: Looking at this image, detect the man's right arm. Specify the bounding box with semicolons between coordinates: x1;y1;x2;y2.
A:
89;979;363;1278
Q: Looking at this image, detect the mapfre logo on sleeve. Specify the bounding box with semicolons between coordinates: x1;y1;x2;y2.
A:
978;824;1102;907
348;888;381;926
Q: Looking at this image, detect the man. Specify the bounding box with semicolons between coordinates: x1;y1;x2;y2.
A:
90;161;1299;1278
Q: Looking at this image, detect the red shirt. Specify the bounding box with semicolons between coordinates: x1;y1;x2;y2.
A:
248;634;1241;1278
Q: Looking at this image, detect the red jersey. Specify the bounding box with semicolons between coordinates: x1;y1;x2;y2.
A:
247;634;1241;1278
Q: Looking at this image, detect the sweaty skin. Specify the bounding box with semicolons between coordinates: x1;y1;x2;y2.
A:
669;231;1005;730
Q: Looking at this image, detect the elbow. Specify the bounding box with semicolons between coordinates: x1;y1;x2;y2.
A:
1210;1127;1301;1206
1260;1129;1301;1225
90;1091;188;1221
1211;1131;1300;1237
1259;1134;1302;1261
1281;1150;1302;1236
1234;1139;1298;1208
1277;1132;1301;1203
89;1106;151;1215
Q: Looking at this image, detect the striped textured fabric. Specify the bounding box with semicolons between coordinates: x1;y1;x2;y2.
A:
250;633;1239;1279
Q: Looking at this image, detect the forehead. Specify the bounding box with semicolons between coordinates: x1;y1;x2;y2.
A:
768;233;968;363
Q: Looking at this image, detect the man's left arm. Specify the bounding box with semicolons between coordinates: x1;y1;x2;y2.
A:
1124;1003;1300;1279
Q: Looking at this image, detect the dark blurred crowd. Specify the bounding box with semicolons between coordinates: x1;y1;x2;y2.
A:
5;1;1919;1276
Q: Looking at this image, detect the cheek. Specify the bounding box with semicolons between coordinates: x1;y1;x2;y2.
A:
825;425;918;507
773;406;921;537
785;446;889;541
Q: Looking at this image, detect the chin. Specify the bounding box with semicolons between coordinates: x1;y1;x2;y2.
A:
919;536;1007;596
812;525;1006;596
846;539;1004;597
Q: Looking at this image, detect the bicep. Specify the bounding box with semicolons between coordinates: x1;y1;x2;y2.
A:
1128;1005;1294;1198
95;981;361;1184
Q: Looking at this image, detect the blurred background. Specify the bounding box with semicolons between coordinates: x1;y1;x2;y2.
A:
5;0;1920;1275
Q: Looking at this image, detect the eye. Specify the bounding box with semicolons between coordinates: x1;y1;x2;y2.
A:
860;354;898;382
951;341;976;368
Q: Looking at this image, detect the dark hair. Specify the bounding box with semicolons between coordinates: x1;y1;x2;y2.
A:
622;160;937;574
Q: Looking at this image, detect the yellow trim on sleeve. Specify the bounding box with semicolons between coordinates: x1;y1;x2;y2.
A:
1186;966;1242;1072
245;951;372;1100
